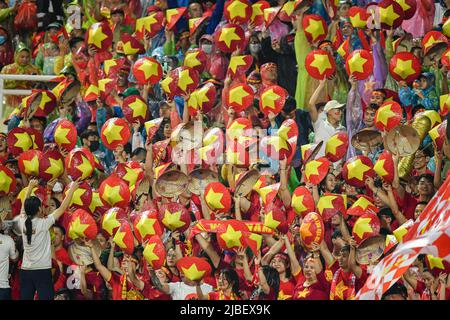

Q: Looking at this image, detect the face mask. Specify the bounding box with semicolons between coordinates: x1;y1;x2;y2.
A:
89;140;100;152
0;36;6;46
52;182;64;193
201;44;213;54
249;43;261;54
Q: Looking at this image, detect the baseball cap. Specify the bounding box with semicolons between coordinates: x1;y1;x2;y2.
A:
323;100;345;113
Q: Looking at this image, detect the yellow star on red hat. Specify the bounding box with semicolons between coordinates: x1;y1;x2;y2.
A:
219;27;241;48
184;51;202;68
317;195;337;214
136;13;158;33
22;155;39;175
70;188;86;207
310;53;333;76
102;211;121;236
69;216;89;240
0;170;13;193
55;126;72;145
14;132;32;151
103;121;124;144
229;56;247;74
220;224;243;248
103;184;124;205
177;68;194;92
267;136;289;152
162;209;186;230
346;158;371;181
181;264;206;281
305;160;323;180
128;99;147;119
138;60;159;80
205;188;225;209
261;88;281;110
228;85;250;105
348;52;367;74
393;58;416;79
89;192;103;214
39;92;52;110
427;255;445;270
305;17;325;42
374;158;389;177
379;4;400;26
353;217;373;238
88;25;108;48
103;59;117;75
76;155;93;180
122;166;139;185
136;216;158;239
251;2;264;21
376;104;397;127
113;229;128;249
143;243;160;265
326;134;345;155
227;0;248;20
264;211;281;230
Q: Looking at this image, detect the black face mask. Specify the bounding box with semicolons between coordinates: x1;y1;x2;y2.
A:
89;141;99;152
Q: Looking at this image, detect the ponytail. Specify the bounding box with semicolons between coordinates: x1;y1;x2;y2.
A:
25;216;33;245
24;196;41;245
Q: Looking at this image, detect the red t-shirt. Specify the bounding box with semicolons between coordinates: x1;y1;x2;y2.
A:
394;190;417;221
72;271;104;300
54;247;73;267
208;291;241;300
293;272;330;300
108;272;144;300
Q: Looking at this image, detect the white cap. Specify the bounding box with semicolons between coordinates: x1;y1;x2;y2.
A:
323;100;345;113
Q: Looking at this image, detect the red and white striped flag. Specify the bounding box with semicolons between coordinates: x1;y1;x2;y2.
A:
356;175;450;300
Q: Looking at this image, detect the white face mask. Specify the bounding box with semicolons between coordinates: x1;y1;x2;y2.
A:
201;44;213;54
53;182;64;193
249;43;261;54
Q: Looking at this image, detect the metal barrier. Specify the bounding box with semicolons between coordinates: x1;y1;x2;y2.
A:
0;74;57;121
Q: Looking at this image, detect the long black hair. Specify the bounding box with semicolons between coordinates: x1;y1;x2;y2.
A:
24;196;41;245
220;269;241;298
251;265;280;300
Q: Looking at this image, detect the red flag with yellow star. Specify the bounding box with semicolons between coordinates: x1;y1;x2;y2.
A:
258;183;280;208
113;220;135;255
302;14;327;44
84;84;99;102
100;117;131;150
278;1;296;22
345;49;374;80
260;85;287;116
54;119;77;151
122;95;149;125
115;161;145;193
264;203;288;234
291;186;316;217
422;31;448;56
304;157;330;185
317;193;347;222
204;182;232;214
300;212;324;250
132;57;163;85
349;6;369;28
7;127;33;156
99;174;131;208
260;135;291;160
89;190;108;217
225;83;254;113
143;235;166;269
159;202;191;232
226;117;253;141
160;69;179;100
176;257;212;281
347;195;378;217
342;155;375;188
424;255;450;278
101;207;127;237
217;219;249;251
305;49;336;80
263;6;281;27
184;48;207;74
121;33;145;56
23;90;57;118
375;101;403;132
134;209;163;243
227;55;253;78
214;23;245;53
65;147;95;181
374;150;395;184
0;165;16;196
251;1;270;27
64;181;92;211
86;22;113;51
352;213;381;245
325;132;349;162
379;0;404;29
429;120;447;150
189;16;207;35
18;150;42;177
173;66;200;96
224;0;252;24
145;117;164;141
135;10;165;39
389;52;421;84
103;57;128;77
394;0;416;20
68;209;98;240
337;38;350;60
187;83;217;116
166;7;187;30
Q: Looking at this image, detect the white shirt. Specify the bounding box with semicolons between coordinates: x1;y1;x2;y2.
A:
0;233;18;288
18;213;55;270
313;112;346;158
168;281;213;300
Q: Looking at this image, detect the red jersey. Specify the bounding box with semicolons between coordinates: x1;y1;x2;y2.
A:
208;291;240;300
394;190;417;221
278;270;304;300
108;273;145;300
293;272;330;300
54;247;73;267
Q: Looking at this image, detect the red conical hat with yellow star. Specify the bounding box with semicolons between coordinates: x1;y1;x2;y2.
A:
159;202;191;232
394;0;416;20
214;23;245;53
278;1;297;22
122;94;149;125
144;117;164;141
103;57;128;77
217;219;249;251
101;207;127;237
18;150;42;177
258;183;280;208
226;83;254;113
379;0;404;29
325;132;349;162
0;165;16;196
317;193;347;222
165;7;187;30
264;203;288;234
176;257;212;281
251;1;270;26
160;69;179;100
389;52;421;84
135;10;165;39
26;128;43;151
226;117;252;141
99;174;131;208
65;147;95;181
224;0;252;24
422;31;448;56
373;150;395;184
115;161;145;192
132;57;163;85
83;84;99;102
300;212;324;250
227;55;253;78
260;135;291;160
187;83;217;116
15;185;48;210
291;186;316;217
100;117;131;150
189;16;208;35
345;49;374;80
121;33;145;56
302;14;327;44
337;38;350;60
348;6;369;28
305;49;336;80
23;90;57;118
304;157;330;185
263;6;281;27
342;155;375;188
204;182;232;214
424;255;450;278
64;181;92;211
429;120;447;150
89;190;108;217
143;235;166;269
68;209;98;240
134;209;164;243
184;48;207;74
86;21;113;51
113;220;135;255
173;66;200;96
375;101;403;132
352;213;381;245
440;48;450;68
259;85;287;116
347;195;378;217
278;119;298;146
54;119;77;151
7;127;33;156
